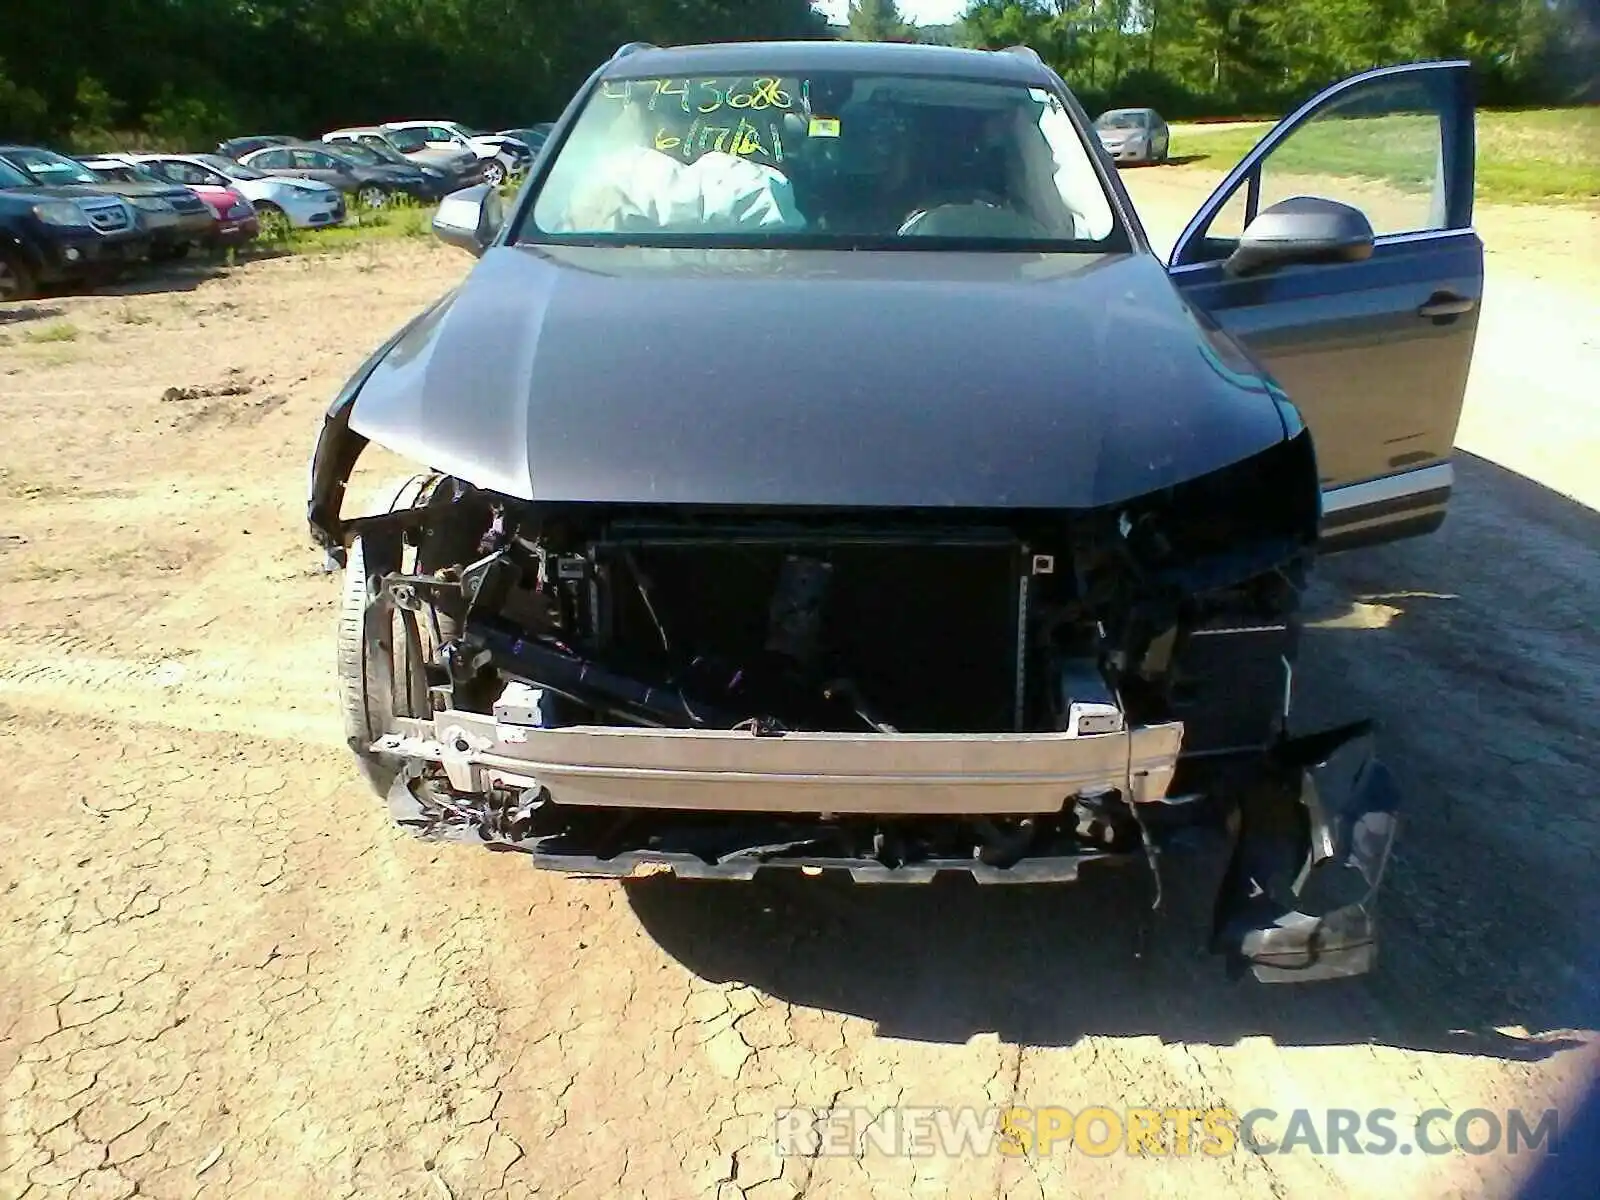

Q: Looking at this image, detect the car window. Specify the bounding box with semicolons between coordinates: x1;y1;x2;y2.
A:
1096;111;1146;129
528;71;1120;249
425;126;460;143
331;142;379;165
5;147;100;185
1206;76;1450;242
161;160;216;186
0;158;31;188
252;149;292;170
197;154;264;181
292;149;336;170
385;129;427;154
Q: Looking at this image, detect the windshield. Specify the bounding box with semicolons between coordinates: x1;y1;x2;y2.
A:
333;141;395;166
386;129;427;154
1095;111;1147;130
87;162;160;184
6;148;99;186
527;71;1120;250
198;154;265;181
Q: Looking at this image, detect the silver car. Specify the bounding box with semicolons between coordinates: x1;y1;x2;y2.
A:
1094;107;1170;164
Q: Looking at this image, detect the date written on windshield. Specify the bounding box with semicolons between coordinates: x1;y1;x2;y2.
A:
602;78;795;114
653;115;786;163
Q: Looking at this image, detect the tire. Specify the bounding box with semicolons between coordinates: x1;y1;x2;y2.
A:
0;251;38;302
356;184;389;210
254;201;290;241
482;160;506;188
336;474;488;796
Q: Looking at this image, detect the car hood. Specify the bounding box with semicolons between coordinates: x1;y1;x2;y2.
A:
347;245;1291;510
1;182;118;205
261;177;337;195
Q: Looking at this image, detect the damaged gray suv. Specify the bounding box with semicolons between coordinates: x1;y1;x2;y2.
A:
307;41;1482;982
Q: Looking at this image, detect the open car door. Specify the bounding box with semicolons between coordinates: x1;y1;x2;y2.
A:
1168;61;1480;550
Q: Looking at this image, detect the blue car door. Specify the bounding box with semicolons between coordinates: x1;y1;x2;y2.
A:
1168;61;1481;550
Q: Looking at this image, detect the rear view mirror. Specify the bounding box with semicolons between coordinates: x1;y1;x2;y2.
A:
1225;196;1375;277
432;184;503;256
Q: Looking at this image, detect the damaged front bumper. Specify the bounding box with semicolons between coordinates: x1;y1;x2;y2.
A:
371;711;1400;983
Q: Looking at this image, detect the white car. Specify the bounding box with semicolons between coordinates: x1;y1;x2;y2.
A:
379;121;521;186
109;153;346;235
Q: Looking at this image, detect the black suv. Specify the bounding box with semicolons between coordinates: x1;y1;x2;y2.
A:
0;156;147;301
0;146;214;262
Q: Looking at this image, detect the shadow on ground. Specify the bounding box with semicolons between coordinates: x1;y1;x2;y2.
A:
627;453;1600;1058
91;258;236;297
0;302;66;324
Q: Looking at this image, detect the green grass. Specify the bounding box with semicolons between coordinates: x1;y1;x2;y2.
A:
22;321;80;343
1168;107;1600;205
253;196;437;257
251;177;524;259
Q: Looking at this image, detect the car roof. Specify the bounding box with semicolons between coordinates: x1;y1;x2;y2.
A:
602;40;1056;85
1099;107;1154;117
327;127;384;136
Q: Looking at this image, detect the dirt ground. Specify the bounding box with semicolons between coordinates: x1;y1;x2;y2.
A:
1;167;1597;1200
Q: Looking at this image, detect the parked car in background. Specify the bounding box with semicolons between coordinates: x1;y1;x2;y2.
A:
87;154;258;252
464;131;537;177
495;127;551;156
0;157;147;300
313;139;455;197
1093;108;1170;164
323;126;483;187
0;145;212;262
380;121;519;185
218;135;297;160
240;143;439;208
126;153;344;238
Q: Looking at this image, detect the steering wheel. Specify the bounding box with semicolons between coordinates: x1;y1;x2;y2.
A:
897;194;1052;239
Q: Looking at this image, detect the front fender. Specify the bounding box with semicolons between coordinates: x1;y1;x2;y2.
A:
307;292;456;560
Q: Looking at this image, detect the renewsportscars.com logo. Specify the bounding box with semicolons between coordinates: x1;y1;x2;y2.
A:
774;1105;1563;1159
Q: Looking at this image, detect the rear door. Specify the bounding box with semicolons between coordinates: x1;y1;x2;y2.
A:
291;148;350;189
1168;61;1480;550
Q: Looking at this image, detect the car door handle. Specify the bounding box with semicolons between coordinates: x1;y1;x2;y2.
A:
1417;292;1476;318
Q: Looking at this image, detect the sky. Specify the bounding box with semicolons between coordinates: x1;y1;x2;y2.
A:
816;1;969;26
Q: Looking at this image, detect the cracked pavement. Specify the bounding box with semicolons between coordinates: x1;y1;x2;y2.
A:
1;175;1598;1198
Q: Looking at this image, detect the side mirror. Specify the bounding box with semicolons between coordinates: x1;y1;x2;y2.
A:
432;184;503;256
1224;196;1374;278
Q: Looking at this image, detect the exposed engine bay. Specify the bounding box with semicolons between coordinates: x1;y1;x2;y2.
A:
316;427;1401;983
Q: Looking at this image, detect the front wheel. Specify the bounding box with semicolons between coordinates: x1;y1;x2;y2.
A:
0;251;38;302
482;160;506;188
254;201;290;241
356;184;389;210
336;475;477;796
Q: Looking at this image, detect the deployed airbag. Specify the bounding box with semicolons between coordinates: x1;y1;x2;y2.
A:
555;147;807;234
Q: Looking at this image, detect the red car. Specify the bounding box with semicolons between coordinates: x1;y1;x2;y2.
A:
81;156;258;252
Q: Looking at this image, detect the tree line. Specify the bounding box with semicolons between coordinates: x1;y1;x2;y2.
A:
0;0;828;149
860;1;1599;117
2;1;1593;151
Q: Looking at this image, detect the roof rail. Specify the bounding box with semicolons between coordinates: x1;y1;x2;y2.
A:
1000;45;1045;65
611;42;657;61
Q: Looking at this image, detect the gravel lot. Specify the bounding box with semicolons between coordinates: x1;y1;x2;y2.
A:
1;168;1596;1200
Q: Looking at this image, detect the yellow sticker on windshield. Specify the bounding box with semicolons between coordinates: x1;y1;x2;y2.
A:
808;117;841;138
